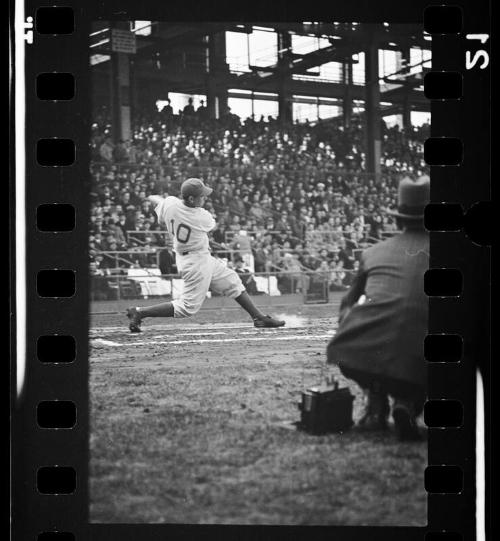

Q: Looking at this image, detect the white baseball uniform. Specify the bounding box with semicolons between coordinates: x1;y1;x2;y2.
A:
154;196;245;318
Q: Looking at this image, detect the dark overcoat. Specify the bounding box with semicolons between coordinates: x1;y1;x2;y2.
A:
327;229;429;387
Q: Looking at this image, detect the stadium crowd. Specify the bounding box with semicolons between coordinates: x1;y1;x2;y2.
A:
89;101;429;293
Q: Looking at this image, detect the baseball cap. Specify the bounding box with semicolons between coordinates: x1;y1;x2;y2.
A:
181;178;213;199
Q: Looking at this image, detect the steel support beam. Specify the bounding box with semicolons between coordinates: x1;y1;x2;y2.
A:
342;61;353;128
277;31;293;123
364;34;381;179
401;47;412;130
110;22;132;143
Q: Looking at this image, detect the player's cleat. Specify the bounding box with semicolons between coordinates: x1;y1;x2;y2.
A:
392;399;421;441
253;314;286;328
126;307;142;333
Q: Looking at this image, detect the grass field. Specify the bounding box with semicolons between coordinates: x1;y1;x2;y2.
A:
89;298;427;525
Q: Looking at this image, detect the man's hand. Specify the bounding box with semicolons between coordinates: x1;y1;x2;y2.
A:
148;195;164;206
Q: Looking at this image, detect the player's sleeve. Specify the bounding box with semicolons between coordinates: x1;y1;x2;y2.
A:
148;195;164;206
154;196;177;226
198;209;216;232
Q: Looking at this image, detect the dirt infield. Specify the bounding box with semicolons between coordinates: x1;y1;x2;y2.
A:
89;300;427;525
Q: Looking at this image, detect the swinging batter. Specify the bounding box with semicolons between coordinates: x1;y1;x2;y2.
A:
126;177;286;332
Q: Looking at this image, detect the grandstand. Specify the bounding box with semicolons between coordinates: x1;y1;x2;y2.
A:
89;22;430;303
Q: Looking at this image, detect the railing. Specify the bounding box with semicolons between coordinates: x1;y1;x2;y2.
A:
94;248;261;271
224;229;301;244
120;225;350;249
223;227;379;245
126;230;171;246
90;269;357;302
94;223;395;275
95;250;160;269
120;227;397;258
93;243;369;272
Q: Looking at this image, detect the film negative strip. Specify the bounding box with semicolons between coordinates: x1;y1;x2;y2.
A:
11;0;491;540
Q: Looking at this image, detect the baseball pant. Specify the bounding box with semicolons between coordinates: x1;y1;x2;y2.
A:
173;253;246;318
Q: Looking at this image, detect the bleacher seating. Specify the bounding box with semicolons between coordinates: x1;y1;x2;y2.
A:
89;107;428;295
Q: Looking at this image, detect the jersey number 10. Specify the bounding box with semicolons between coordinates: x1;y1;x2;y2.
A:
169;220;192;244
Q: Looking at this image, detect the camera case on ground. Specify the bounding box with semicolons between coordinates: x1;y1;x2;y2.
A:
298;379;355;435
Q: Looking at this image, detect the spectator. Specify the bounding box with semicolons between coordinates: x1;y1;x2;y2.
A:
161;98;174;118
234;258;262;296
280;252;305;294
99;137;114;162
183;97;195;117
197;100;208;121
330;260;348;291
231;229;253;267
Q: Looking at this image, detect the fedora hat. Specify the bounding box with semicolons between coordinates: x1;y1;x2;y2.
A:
387;175;430;219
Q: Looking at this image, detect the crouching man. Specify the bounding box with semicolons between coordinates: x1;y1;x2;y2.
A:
327;176;430;441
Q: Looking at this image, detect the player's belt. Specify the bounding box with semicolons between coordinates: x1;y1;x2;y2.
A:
177;250;208;256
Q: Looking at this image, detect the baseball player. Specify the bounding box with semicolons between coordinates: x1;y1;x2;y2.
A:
126;178;286;332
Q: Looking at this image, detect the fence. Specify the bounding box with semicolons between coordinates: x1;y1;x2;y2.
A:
95;248;259;269
90;269;357;303
126;230;171;246
223;227;383;245
123;228;399;253
93;243;368;274
121;228;396;259
95;250;160;269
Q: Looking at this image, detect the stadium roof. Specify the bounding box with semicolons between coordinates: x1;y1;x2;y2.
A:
90;22;431;113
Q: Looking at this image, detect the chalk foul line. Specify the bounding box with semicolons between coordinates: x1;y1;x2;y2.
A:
91;333;334;348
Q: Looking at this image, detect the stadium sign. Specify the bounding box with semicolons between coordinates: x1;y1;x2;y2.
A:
111;28;137;54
